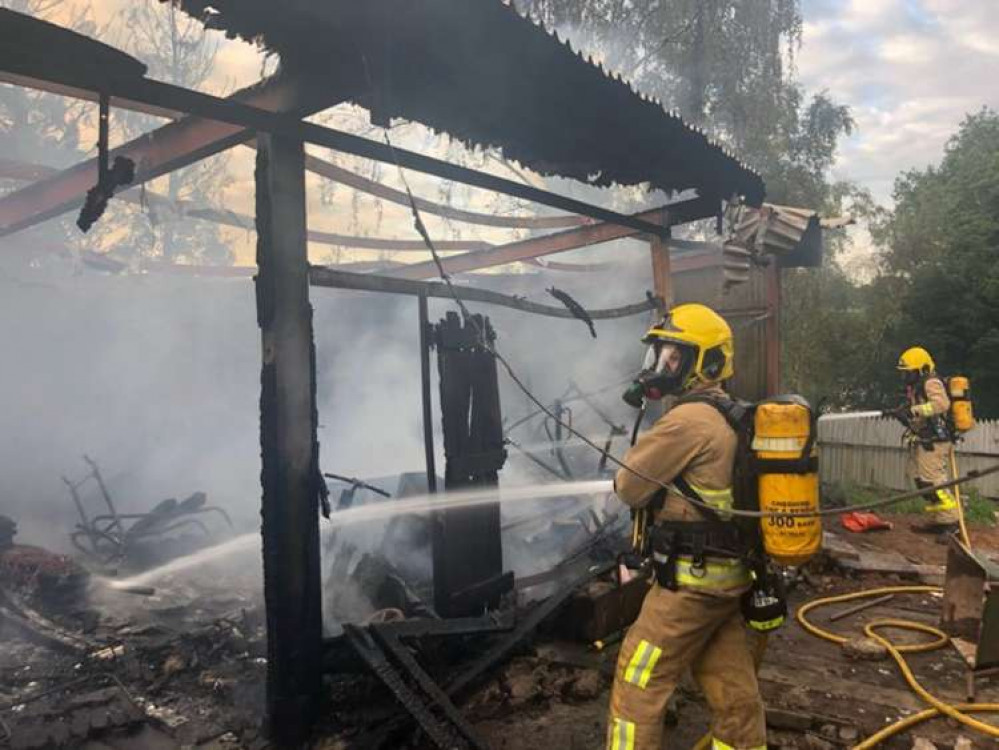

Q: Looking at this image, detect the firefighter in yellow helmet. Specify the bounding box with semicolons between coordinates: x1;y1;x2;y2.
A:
893;347;959;531
607;304;767;750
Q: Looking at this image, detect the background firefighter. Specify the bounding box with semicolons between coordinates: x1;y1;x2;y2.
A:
607;304;767;750
893;346;960;532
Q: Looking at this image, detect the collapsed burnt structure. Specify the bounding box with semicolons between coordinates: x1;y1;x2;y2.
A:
0;3;833;747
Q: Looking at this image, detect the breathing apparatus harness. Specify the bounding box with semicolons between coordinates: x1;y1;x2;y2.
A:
906;373;952;445
631;391;790;633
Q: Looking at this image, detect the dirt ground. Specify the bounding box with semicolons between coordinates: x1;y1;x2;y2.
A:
468;511;999;750
838;513;999;567
3;511;999;750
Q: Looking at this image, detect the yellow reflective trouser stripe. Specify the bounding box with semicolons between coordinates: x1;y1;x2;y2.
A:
674;556;751;589
712;738;767;750
623;639;662;689
748;615;785;632
927;489;957;511
610;717;636;750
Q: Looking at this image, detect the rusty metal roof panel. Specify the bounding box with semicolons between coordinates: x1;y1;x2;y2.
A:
0;8;147;85
171;0;765;205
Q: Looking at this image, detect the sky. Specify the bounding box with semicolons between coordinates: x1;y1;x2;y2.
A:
799;0;999;204
13;0;999;261
201;0;999;208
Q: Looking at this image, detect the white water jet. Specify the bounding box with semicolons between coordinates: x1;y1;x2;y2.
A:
107;478;615;590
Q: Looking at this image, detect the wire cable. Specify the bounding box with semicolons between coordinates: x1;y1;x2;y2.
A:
379;130;999;521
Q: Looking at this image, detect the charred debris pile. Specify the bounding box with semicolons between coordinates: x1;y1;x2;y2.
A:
0;387;634;750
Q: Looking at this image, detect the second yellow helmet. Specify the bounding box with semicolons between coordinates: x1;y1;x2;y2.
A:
897;346;935;373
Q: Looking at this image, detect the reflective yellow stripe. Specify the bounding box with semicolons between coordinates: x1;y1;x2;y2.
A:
674;556;751;589
610;717;636;750
751;436;804;452
623;639;662;689
914;403;936;417
926;489;957;512
711;739;767;750
748;615;785;632
688;482;735;512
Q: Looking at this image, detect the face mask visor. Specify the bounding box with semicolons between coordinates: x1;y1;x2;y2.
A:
621;341;694;404
644;342;686;377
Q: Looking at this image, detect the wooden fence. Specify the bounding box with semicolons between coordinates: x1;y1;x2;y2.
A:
818;417;999;498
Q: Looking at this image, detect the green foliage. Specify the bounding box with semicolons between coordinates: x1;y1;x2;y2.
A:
837;482;995;526
521;0;848;206
961;488;997;526
522;0;864;408
878;110;999;418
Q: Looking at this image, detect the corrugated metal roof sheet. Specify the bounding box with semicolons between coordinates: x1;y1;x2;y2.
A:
169;0;765;205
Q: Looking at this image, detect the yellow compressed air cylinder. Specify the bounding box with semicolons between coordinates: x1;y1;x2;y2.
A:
949;376;975;432
753;397;821;566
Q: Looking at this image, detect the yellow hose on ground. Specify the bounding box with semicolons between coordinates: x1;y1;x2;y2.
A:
797;587;999;748
694;468;976;749
951;445;972;548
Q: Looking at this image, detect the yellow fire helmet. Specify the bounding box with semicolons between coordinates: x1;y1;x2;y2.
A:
897;346;935;374
643;303;735;389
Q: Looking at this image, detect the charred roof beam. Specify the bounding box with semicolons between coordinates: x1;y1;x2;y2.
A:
0;64;684;240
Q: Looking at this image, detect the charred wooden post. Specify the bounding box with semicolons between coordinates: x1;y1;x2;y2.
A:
418;294;438;494
432;312;511;617
255;133;323;746
649;225;673;311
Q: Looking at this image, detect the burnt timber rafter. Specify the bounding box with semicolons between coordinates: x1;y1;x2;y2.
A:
387;196;719;280
307;267;662;320
0;156;495;251
0;73;344;237
0;72;588;233
0;67;680;240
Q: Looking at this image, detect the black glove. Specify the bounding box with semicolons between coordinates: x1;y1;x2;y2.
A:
882;405;909;422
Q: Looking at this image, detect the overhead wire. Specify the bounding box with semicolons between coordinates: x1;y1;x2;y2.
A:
377;129;999;521
373;84;999;750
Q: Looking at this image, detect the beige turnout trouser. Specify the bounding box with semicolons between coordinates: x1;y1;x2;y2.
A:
907;441;959;525
607;583;767;750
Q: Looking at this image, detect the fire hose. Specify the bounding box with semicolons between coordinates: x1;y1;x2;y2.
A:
384;118;996;744
794;453;999;748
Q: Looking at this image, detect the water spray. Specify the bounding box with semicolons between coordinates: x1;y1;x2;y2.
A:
107;479;615;590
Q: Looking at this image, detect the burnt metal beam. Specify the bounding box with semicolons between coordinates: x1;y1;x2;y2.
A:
0;67;676;239
255;133;323;746
0;73;343;237
388;196;719;280
307;266;661;320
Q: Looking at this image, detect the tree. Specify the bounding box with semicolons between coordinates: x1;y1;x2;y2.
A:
0;0;95;263
521;0;864;409
101;0;233;264
876;109;999;417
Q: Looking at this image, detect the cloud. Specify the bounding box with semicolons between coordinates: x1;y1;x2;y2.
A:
800;0;999;204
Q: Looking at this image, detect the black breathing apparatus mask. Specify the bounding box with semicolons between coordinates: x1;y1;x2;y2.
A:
622;341;695;408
